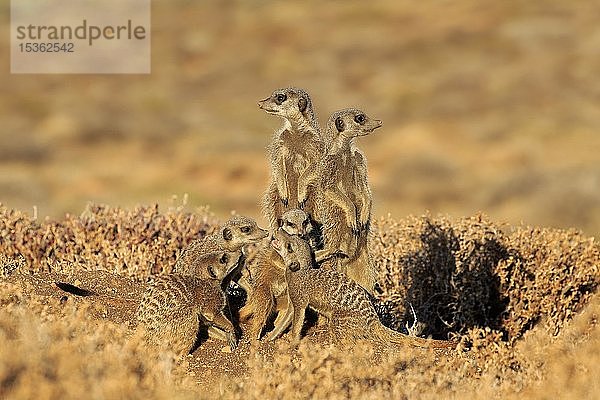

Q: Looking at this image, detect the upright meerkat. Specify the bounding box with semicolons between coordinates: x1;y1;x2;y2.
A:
259;87;324;231
136;271;239;355
239;209;317;341
270;231;456;349
298;108;381;293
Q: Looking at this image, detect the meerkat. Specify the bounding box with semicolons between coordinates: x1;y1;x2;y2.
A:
136;273;238;355
297;108;381;293
173;250;242;283
174;215;268;292
239;209;317;341
270;230;457;349
259;87;325;231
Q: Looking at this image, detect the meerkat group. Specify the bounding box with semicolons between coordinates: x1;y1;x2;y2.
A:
133;87;457;353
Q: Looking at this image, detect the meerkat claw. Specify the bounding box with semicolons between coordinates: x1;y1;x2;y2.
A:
227;332;239;351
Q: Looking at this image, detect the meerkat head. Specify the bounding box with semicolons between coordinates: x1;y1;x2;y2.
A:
199;250;242;281
277;209;313;238
219;216;269;251
327;108;382;143
258;87;316;127
271;229;313;272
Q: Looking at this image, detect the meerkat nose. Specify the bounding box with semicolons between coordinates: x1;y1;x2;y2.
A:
271;238;280;250
257;98;270;108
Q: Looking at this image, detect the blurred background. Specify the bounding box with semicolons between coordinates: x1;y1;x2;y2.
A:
1;0;599;237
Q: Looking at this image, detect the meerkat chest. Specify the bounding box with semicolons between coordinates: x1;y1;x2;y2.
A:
271;274;287;297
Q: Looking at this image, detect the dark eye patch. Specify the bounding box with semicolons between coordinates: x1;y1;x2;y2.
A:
220;253;229;264
207;265;217;279
335;117;345;132
240;226;251;234
354;114;366;124
286;243;294;253
275;93;287;105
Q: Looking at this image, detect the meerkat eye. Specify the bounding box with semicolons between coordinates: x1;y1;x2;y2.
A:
286;243;294;253
240;226;251;234
275;93;287;105
207;265;217;279
220;253;229;264
286;221;294;227
354;114;366;124
335;117;345;132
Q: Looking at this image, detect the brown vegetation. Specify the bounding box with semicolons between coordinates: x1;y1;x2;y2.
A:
1;203;598;399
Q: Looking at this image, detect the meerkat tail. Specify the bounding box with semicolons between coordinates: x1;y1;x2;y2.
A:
374;324;457;349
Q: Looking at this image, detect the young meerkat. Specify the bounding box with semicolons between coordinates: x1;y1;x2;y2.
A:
174;250;242;283
238;209;316;341
136;271;239;355
259;87;325;231
297;109;381;293
174;215;268;290
270;230;457;349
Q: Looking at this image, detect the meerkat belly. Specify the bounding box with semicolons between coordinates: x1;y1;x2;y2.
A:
271;274;287;298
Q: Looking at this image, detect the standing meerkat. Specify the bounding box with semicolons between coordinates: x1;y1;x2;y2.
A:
270;231;457;349
136;270;239;355
259;87;325;231
238;209;317;341
298;108;381;293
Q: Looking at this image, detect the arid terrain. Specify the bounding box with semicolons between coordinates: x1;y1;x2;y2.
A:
0;204;598;399
1;0;599;398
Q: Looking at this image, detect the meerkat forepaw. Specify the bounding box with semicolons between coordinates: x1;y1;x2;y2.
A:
298;198;307;210
360;220;371;232
281;197;289;207
227;331;239;351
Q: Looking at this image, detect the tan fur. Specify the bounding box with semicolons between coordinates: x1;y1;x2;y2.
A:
259;87;325;230
173;250;242;282
174;215;267;285
136;274;237;354
239;209;316;341
271;231;457;349
299;108;381;293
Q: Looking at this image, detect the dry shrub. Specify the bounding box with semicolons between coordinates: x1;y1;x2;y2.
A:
0;203;216;278
372;213;598;345
225;341;475;400
0;204;598;399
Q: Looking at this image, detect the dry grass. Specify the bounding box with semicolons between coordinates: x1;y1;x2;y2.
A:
0;203;598;399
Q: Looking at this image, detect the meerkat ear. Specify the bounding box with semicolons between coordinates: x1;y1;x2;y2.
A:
222;227;233;241
288;261;301;272
206;265;218;279
298;97;308;113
